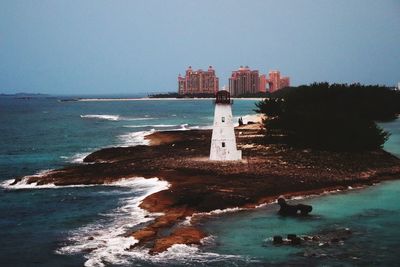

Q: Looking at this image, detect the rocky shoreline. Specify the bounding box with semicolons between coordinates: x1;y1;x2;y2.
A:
9;122;400;254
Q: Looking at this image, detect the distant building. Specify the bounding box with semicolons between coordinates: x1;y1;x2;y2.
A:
228;66;290;96
178;66;219;95
228;66;260;96
268;70;290;93
259;74;267;93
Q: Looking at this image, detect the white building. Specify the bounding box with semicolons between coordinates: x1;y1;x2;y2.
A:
209;90;242;161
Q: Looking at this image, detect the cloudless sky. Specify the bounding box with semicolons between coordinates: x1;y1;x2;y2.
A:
0;0;399;95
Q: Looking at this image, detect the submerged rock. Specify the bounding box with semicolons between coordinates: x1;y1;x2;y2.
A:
269;227;353;257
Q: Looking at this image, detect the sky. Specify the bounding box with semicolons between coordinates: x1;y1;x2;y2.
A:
0;0;399;95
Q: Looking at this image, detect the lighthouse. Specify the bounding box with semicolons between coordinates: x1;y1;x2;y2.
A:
209;90;242;161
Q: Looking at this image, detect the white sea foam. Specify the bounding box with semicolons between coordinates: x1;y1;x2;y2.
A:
0;174;102;190
0;169;61;190
56;177;173;267
80;114;121;121
60;152;92;164
78;241;243;267
41;177;242;267
198;207;244;216
171;123;189;131
81;114;154;121
117;129;155;147
1;177;56;189
189;125;213;130
123;124;177;128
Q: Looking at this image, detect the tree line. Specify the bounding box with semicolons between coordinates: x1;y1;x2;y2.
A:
255;82;400;151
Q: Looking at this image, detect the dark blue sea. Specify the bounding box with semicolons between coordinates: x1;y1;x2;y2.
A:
0;96;399;266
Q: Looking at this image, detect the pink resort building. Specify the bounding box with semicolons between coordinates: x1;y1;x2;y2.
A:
228;66;291;96
178;66;219;95
268;70;291;93
228;66;260;96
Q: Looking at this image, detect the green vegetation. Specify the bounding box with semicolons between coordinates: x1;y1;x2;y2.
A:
255;83;400;151
148;92;180;98
236;92;270;98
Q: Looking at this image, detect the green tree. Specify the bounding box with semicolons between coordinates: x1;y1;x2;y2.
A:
256;83;399;151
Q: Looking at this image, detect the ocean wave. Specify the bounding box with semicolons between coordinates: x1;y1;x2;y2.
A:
196;207;244;216
189;125;213;130
180;207;245;226
117;129;155;147
169;123;189;131
56;177;171;267
130;243;244;266
0;174;101;190
0;169;60;190
80;114;154;121
80;114;121;121
123;124;177;128
60;152;92;164
123;123;211;131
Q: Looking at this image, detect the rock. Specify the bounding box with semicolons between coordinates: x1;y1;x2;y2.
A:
87;236;94;240
297;204;313;215
312;236;320;241
150;227;206;254
287;234;297;240
277;198;313;216
291;237;302;245
273;235;283;244
132;229;157;241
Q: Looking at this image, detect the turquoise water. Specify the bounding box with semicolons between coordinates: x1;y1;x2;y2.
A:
201;120;400;266
202;180;400;266
0;96;399;266
380;120;400;157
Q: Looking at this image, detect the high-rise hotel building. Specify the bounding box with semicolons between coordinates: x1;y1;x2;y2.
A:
228;66;290;96
228;66;261;96
178;66;219;95
268;70;290;93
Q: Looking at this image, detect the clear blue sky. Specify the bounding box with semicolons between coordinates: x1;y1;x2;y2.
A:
0;0;399;95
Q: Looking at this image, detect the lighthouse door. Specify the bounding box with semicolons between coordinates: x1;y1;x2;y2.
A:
219;142;227;158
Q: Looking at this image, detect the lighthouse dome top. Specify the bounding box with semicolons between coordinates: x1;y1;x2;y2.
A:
215;90;232;104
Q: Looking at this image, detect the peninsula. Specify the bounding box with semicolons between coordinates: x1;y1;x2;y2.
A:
9;120;400;253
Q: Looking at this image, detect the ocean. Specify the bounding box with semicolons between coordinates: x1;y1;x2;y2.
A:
0;96;399;266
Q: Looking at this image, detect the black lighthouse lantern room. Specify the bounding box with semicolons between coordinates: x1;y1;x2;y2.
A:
215;90;232;104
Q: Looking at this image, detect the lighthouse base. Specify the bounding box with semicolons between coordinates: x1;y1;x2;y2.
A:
210;144;242;161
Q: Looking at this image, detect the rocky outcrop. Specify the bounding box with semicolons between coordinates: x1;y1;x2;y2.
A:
11;126;400;253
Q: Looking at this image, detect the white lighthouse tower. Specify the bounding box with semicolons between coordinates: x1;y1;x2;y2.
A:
209;90;242;161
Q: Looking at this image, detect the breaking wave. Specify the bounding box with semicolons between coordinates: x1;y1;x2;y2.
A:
80;115;154;121
0;169;103;190
60;152;92;164
117;129;155;147
55;177;172;267
123;124;177;128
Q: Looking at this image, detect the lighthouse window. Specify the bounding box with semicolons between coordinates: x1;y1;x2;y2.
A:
222;142;225;147
221;116;225;122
